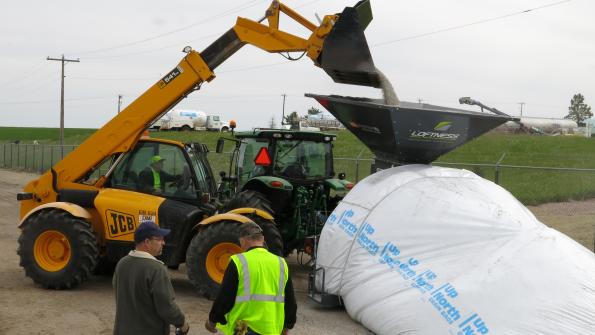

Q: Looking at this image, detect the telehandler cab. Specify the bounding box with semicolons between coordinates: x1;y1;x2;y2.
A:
16;0;380;298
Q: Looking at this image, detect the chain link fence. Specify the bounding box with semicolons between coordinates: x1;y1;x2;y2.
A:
4;143;595;187
0;143;77;174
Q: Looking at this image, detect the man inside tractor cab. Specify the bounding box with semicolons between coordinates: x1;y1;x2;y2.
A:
275;141;308;179
139;155;181;194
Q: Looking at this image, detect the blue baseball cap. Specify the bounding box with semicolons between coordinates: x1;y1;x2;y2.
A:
134;221;170;243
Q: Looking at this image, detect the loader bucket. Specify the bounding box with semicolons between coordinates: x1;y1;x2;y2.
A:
317;0;381;88
307;94;518;166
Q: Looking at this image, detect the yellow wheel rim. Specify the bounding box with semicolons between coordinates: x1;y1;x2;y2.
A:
34;230;71;272
206;242;242;283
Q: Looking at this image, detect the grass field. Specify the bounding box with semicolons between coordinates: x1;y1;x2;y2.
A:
0;127;95;144
1;127;594;205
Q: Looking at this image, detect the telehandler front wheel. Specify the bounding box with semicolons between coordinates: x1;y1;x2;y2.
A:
225;190;284;256
17;209;99;289
186;221;242;300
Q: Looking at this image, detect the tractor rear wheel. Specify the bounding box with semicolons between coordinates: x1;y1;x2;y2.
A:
17;209;99;289
225;190;274;215
225;190;283;256
186;221;242;300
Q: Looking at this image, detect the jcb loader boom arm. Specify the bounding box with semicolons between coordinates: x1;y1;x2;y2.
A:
21;0;378;209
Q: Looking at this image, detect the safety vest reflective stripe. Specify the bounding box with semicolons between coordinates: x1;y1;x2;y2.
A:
235;253;285;303
151;168;161;189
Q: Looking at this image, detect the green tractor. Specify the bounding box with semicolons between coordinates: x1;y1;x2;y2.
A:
216;129;353;257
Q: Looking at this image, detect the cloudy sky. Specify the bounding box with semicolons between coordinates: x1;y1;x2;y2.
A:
1;0;593;130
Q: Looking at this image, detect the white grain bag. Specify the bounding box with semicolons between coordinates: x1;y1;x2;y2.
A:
316;165;595;335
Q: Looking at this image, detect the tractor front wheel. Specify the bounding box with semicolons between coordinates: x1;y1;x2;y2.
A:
17;209;99;289
186;221;242;300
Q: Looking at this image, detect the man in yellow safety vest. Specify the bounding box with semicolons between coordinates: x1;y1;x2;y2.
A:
205;222;297;335
139;155;180;193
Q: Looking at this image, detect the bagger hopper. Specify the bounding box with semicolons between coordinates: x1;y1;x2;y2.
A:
307;94;518;169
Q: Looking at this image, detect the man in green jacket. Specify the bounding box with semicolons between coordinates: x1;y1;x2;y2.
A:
113;221;190;335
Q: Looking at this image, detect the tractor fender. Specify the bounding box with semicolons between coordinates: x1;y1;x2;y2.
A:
227;207;274;221
192;213;253;232
243;176;293;192
19;202;92;228
242;177;293;214
325;178;352;191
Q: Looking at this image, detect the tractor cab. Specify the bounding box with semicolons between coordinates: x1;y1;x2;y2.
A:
217;129;352;256
234;130;337;187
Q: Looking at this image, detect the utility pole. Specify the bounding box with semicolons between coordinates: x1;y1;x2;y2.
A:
518;102;525;118
281;93;287;125
47;55;80;157
118;94;123;114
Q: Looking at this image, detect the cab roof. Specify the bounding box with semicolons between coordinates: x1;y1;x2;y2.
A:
235;128;336;142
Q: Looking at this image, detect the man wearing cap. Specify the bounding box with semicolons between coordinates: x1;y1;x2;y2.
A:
113;221;190;335
205;222;297;335
139;155;181;194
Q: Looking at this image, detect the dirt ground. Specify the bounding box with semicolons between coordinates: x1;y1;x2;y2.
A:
0;169;593;334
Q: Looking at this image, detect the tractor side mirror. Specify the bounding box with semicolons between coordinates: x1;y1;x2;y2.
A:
216;138;225;153
338;172;346;180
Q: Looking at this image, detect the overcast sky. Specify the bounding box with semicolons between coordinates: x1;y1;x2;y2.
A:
1;0;593;130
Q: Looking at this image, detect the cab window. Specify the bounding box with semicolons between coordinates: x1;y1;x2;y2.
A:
238;138;269;187
109;142;198;200
273;140;331;180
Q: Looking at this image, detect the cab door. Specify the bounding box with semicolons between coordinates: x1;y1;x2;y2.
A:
97;140;200;243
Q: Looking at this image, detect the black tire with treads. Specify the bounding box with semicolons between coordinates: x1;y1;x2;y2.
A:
225;190;283;256
17;209;98;289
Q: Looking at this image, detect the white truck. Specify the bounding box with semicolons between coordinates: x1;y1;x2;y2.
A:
152;109;230;131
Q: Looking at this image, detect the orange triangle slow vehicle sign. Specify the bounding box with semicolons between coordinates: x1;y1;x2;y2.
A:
254;147;272;166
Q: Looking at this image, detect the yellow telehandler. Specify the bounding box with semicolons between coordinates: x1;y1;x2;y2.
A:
16;0;380;298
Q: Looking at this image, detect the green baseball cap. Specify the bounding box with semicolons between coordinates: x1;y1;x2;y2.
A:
151;155;165;164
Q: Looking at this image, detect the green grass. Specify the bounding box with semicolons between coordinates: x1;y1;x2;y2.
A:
2;127;595;205
0;127;96;144
437;133;595;205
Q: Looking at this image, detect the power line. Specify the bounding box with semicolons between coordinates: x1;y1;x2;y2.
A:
0;96;113;105
218;61;289;74
83;33;221;60
71;0;321;60
0;61;51;88
70;0;266;56
85;0;574;75
373;0;572;47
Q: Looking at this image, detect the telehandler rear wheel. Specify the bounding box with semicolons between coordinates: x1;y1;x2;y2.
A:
186;221;242;300
225;190;284;256
17;209;99;289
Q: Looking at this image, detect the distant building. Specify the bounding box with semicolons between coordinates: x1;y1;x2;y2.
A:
302;114;344;130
